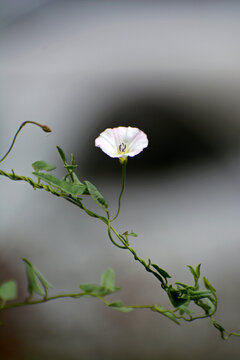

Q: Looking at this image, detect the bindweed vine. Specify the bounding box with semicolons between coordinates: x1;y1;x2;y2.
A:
0;121;239;340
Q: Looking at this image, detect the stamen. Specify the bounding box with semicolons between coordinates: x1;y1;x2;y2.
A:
119;142;126;153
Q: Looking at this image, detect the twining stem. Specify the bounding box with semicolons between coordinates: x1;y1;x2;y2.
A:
0;291;200;316
111;162;126;221
0;121;51;164
1;164;240;339
2;292;86;310
0;170;220;307
107;220;126;249
0;170;223;290
112;228;167;288
0;168;165;286
2;285;238;340
0;288;212;322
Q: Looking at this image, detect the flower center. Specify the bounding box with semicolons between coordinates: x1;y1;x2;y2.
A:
118;142;127;153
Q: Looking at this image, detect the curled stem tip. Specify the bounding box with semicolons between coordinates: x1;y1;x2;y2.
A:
0;121;52;164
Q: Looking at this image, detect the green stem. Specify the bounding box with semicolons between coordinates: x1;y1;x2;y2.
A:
107;223;126;249
2;292;86;311
223;331;240;340
0;293;217;327
0;168;165;287
2;152;240;339
0;169;61;196
111;162;126;221
0;170;109;225
66;196;108;225
107;224;166;288
0;121;51;164
2;290;238;340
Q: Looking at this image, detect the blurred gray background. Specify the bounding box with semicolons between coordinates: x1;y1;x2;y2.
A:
1;1;240;359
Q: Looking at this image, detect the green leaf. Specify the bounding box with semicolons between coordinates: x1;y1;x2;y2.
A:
167;286;188;307
100;268;115;292
33;172;88;197
213;321;225;332
56;146;67;164
187;265;197;279
212;320;225;337
23;259;45;296
32;172;62;189
22;258;52;297
187;264;201;288
0;281;17;301
195;264;201;278
33;268;53;292
123;231;138;237
178;303;192;315
72;172;84;185
204;298;216;314
71;153;76;166
155;305;180;325
85;180;108;211
151;264;171;279
188;289;212;300
109;301;133;313
203;276;216;293
128;232;138;237
32;161;56;172
79;284;106;296
175;282;194;289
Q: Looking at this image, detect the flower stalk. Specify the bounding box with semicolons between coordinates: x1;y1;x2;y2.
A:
111;161;127;221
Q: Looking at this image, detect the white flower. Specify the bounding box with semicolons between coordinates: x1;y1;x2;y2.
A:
95;126;148;160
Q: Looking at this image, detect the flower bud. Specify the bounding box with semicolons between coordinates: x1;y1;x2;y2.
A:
41;125;52;133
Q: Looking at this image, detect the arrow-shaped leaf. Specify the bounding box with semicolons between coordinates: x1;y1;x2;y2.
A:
109;301;133;313
85;180;108;211
33;172;88;197
22;258;52;297
152;264;171;279
32;161;56;172
0;281;17;302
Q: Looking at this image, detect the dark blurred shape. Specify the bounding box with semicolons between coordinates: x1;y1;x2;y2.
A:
0;255;27;360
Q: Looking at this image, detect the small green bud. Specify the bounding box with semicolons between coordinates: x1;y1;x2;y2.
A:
41;125;52;133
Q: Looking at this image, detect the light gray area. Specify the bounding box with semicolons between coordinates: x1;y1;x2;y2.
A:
1;1;240;359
